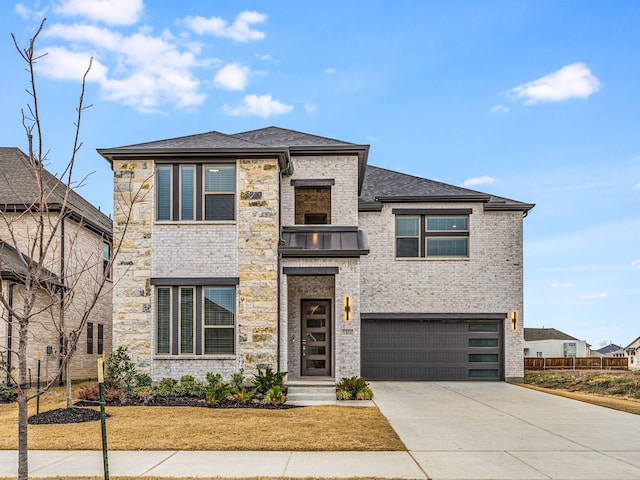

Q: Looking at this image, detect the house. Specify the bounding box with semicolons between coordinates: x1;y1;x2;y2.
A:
593;343;625;357
524;327;589;358
623;337;640;370
0;148;113;384
98;127;534;383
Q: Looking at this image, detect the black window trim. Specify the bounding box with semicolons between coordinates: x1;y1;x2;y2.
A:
155;163;236;222
395;211;470;258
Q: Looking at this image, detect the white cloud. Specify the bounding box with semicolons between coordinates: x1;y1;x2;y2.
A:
579;292;609;301
324;67;336;75
183;11;267;42
54;0;143;26
35;47;107;82
491;104;509;114
463;176;495;187
45;23;123;50
224;94;293;118
15;3;47;20
510;62;600;105
214;63;250;91
551;282;574;289
303;101;317;113
632;259;640;269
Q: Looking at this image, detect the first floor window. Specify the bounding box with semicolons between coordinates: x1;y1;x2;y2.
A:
97;324;104;355
86;322;94;354
156;285;235;355
395;212;469;258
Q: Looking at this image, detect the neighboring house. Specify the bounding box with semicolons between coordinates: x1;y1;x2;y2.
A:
98;127;534;383
623;337;640;371
0;148;113;384
524;327;589;358
593;343;624;357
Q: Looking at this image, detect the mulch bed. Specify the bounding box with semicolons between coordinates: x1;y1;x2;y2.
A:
28;407;105;425
75;394;298;409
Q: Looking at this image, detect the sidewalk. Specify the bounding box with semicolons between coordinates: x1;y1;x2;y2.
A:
0;450;427;478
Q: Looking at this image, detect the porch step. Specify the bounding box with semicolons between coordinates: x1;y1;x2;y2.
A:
286;382;337;406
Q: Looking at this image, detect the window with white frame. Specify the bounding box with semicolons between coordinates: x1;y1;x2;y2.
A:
156;164;236;221
394;209;470;258
156;285;235;355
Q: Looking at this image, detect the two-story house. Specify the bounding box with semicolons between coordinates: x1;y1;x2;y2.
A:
98;127;533;383
0;147;113;384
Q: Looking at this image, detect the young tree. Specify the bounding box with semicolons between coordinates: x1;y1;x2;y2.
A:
0;20;148;480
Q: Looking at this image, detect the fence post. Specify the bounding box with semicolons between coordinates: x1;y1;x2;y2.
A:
97;358;109;480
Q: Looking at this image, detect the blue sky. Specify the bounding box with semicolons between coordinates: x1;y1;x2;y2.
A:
1;1;639;349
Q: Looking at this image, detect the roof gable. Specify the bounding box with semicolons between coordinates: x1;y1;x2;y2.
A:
0;147;112;235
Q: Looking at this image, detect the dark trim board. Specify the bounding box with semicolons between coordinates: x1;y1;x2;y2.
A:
391;208;473;215
283;267;339;276
151;277;239;286
361;312;507;321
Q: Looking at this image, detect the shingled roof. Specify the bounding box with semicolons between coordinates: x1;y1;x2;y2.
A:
524;328;580;342
0;148;112;235
0;239;62;288
360;165;534;212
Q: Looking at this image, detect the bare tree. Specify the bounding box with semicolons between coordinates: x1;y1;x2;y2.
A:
0;19;148;480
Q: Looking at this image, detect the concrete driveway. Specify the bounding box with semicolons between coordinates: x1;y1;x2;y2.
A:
371;381;640;480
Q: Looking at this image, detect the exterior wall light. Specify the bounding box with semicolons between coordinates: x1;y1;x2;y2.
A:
510;310;518;331
343;295;352;322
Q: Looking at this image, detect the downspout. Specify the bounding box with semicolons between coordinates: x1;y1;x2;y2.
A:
7;283;14;384
276;168;282;372
58;216;65;386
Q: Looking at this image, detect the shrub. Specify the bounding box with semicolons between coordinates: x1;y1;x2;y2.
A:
205;382;234;406
105;346;137;391
132;385;155;405
254;367;286;394
264;385;287;405
231;372;245;390
156;378;178;397
336;376;373;400
233;387;257;404
206;372;223;387
135;373;152;387
0;382;16;403
175;375;206;397
77;384;120;402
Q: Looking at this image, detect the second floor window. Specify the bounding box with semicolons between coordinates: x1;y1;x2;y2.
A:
396;214;469;258
156;164;236;222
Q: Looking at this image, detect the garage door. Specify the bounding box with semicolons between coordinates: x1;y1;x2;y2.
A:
361;319;503;381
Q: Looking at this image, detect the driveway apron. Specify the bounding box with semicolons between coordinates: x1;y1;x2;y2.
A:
371;381;640;480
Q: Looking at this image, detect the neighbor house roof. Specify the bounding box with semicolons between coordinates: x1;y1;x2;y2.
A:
0;148;112;236
0;239;63;288
360;165;534;213
97;126;370;192
524;328;581;342
594;343;623;355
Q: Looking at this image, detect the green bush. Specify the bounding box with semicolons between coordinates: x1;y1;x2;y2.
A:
175;375;206;397
336;376;373;400
206;372;223;387
231;372;245;390
264;385;287;405
254;367;286;394
105;346;138;391
205;382;234;406
135;373;152;387
155;377;178;397
0;382;16;403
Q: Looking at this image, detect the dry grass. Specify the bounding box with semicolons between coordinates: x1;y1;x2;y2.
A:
0;478;407;480
0;384;405;451
519;383;640;415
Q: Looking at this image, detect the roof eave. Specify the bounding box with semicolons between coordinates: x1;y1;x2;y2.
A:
97;147;293;174
375;194;491;203
484;202;536;213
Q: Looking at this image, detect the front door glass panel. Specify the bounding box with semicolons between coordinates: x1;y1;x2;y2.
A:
301;300;331;376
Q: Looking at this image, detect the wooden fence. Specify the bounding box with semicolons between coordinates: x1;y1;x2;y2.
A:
524;357;628;370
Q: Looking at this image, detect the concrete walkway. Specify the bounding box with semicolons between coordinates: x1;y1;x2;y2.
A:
1;382;640;479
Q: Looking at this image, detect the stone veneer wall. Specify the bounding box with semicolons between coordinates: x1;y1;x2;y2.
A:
237;159;280;375
359;203;525;382
112;160;153;371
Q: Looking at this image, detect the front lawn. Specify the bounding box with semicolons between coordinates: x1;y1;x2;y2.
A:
0;384;405;451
